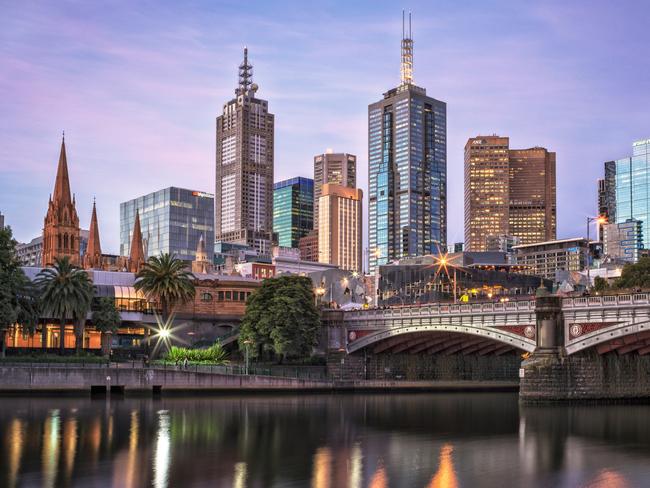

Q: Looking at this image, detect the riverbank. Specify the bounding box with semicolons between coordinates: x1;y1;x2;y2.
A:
0;364;518;396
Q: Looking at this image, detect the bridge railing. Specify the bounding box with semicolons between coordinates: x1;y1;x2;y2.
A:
343;299;535;319
562;293;650;309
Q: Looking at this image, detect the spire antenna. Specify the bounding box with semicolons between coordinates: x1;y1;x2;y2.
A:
236;46;253;95
400;11;414;86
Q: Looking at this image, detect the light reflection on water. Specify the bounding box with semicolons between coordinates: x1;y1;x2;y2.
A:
0;394;648;487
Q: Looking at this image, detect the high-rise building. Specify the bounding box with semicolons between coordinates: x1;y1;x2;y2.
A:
215;48;274;255
42;136;81;267
603;219;643;263
464;136;556;251
598;169;616;240
0;212;4;229
368;13;447;272
273;177;314;248
313;151;356;229
318;183;363;273
120;187;214;262
606;138;650;250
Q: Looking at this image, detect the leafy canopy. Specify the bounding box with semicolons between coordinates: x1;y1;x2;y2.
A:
0;227;40;335
92;297;122;334
239;275;320;361
614;257;650;290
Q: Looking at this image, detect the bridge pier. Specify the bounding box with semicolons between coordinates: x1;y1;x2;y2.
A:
521;293;650;403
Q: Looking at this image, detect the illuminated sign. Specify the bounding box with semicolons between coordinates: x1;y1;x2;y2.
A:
192;191;214;198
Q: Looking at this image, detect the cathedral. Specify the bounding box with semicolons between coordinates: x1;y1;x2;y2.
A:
42;135;81;267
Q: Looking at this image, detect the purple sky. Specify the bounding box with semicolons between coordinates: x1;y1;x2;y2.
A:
1;0;649;253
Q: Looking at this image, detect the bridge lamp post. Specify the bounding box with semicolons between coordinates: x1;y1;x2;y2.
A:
586;215;608;288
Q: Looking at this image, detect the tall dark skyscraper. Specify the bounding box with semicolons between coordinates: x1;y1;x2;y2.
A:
368;13;447;272
215;48;274;255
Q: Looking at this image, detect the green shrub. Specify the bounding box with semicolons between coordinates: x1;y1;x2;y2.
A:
165;341;229;364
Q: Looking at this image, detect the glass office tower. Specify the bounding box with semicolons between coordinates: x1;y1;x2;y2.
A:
273;177;314;248
611;139;650;251
368;15;446;272
120;187;214;262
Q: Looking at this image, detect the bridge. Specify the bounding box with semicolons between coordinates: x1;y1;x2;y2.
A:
329;293;650;357
323;293;650;401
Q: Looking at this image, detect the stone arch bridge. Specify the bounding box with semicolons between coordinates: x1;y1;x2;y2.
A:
323;293;650;357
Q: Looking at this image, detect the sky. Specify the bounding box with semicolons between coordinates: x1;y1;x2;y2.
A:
1;0;649;253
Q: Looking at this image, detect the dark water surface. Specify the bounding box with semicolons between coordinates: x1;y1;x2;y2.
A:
1;393;650;487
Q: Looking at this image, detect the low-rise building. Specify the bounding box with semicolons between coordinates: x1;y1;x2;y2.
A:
17;230;89;267
514;238;590;280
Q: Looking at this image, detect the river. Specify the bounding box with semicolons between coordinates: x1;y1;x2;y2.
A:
1;393;649;487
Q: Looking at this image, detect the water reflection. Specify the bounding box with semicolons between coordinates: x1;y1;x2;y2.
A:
428;444;458;488
0;394;649;487
153;410;171;488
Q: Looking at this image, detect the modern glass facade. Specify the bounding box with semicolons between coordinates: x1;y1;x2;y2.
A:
120;187;214;262
273;177;314;248
611;139;650;251
368;85;447;272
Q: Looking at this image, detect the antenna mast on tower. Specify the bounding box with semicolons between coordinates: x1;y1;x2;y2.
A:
400;10;414;86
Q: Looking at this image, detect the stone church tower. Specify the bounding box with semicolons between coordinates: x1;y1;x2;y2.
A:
83;200;103;270
42;135;80;267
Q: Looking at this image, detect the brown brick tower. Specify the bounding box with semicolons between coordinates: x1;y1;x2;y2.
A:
83;199;103;269
128;210;145;273
42;135;80;267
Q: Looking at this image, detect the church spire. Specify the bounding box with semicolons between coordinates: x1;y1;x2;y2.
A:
400;10;414;86
128;210;145;272
53;133;73;206
84;199;102;269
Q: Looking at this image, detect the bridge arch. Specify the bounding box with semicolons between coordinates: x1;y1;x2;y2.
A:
347;324;535;355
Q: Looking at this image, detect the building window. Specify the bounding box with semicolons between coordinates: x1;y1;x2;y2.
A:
218;291;224;301
225;291;232;301
201;292;213;302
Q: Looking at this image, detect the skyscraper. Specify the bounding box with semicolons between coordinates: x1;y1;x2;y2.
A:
313;151;356;228
215;48;274;255
464;136;556;251
368;13;447;272
607;138;650;251
273;177;314;248
42;135;80;267
318;184;363;273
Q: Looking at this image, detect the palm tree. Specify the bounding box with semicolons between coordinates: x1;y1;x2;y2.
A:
134;253;195;354
36;257;94;354
92;297;122;357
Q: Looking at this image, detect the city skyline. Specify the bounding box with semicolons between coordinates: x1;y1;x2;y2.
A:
2;1;649;252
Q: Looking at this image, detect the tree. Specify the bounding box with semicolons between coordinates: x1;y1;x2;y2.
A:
592;276;610;293
239;275;320;363
0;227;40;357
614;257;650;290
36;256;94;354
134;253;195;354
92;297;122;357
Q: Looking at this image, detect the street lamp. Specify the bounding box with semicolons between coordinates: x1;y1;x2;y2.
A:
586;215;608;288
243;339;253;375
